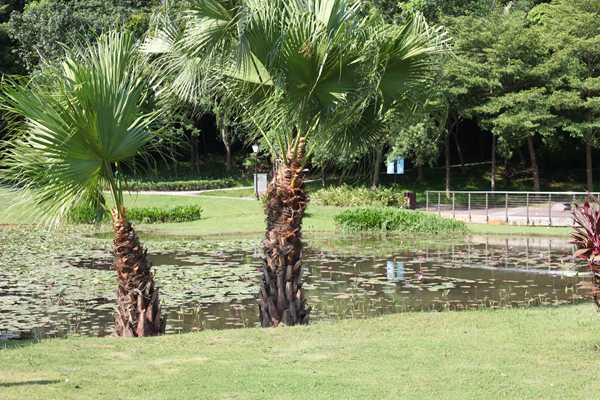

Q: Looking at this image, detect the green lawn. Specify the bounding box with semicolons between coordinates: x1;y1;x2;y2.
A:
0;187;570;238
1;305;598;400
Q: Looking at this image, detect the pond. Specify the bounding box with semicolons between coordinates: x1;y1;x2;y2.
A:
0;228;592;339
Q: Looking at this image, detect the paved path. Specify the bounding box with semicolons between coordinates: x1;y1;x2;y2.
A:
425;202;573;226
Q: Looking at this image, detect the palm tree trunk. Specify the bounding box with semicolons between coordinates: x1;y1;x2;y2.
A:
112;209;165;337
586;141;593;192
371;146;383;189
259;141;310;327
527;135;540;191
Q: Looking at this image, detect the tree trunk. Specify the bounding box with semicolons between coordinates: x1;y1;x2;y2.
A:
220;122;232;171
191;135;200;174
527;135;540;191
445;133;451;195
417;165;424;183
224;140;232;171
320;165;326;187
112;209;165;337
491;134;496;191
453;130;465;170
259;140;310;327
586;141;593;192
371;146;383;189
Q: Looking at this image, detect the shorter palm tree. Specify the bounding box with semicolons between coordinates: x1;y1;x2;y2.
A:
0;31;165;337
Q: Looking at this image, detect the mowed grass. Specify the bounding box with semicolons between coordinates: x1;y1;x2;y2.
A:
0;187;570;238
1;305;599;400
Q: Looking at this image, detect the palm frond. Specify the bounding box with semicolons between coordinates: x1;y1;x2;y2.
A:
0;31;157;226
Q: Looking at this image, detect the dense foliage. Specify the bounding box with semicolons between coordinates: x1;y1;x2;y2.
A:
312;185;408;207
334;207;467;234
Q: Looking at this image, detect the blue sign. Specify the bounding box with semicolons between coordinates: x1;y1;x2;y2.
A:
386;157;405;175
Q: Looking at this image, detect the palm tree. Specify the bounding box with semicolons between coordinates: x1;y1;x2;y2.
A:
0;31;165;337
147;0;447;327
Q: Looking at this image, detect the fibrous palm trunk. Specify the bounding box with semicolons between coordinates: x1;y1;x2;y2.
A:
258;141;310;327
112;209;165;336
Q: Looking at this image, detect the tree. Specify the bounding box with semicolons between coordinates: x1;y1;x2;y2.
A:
388;101;446;183
7;0;158;71
532;0;600;191
469;9;557;191
0;31;165;337
148;0;446;327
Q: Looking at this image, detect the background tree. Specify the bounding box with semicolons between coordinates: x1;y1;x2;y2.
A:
8;0;158;71
0;31;165;336
532;0;600;191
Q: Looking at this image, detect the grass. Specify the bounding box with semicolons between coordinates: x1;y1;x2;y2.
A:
1;305;599;399
0;187;571;238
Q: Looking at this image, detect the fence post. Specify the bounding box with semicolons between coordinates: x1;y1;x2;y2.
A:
468;193;472;222
485;192;489;223
426;191;429;212
452;192;455;218
505;192;509;223
438;192;441;216
526;193;530;225
548;193;552;226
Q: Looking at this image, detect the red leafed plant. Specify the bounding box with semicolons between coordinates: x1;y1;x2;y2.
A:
571;199;600;309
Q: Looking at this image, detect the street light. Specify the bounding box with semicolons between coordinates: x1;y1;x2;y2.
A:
252;144;259;199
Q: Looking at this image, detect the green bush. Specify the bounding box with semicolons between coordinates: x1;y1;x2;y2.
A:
311;185;407;207
334;207;467;234
122;178;236;192
68;205;203;224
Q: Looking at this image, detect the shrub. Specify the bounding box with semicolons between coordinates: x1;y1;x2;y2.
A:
311;185;407;207
334;207;467;234
68;205;203;224
122;177;236;192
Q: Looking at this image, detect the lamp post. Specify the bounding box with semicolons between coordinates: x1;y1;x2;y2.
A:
252;144;260;200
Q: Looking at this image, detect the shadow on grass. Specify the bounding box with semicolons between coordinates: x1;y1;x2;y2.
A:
0;379;62;387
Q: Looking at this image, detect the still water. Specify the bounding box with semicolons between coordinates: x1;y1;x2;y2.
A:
0;233;591;339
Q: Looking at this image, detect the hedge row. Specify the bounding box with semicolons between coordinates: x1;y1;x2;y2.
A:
334;207;467;234
123;178;236;192
68;205;203;224
311;185;407;207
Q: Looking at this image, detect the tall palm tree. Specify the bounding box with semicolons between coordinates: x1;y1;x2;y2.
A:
146;0;447;327
0;31;165;337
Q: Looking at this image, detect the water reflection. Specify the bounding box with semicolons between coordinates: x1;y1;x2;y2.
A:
0;235;592;339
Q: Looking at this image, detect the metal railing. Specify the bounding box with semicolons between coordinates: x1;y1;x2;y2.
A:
425;191;600;226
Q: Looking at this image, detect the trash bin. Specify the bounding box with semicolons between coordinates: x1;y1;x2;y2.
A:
403;191;416;209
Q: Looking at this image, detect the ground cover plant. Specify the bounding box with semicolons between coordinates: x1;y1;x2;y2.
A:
335;207;467;234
